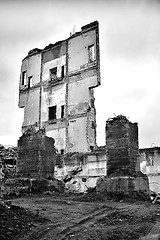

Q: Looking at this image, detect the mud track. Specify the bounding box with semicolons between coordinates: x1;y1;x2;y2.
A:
12;194;160;240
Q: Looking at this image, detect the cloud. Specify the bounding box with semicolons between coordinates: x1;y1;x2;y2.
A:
103;1;160;60
0;0;160;148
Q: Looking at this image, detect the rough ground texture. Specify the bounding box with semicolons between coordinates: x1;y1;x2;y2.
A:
1;192;160;240
0;200;47;240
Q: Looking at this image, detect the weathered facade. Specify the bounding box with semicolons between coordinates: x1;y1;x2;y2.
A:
140;147;160;193
19;21;100;153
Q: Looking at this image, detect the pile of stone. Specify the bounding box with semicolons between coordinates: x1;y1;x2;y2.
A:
0;144;17;179
0;200;46;240
0;144;17;165
1;177;65;198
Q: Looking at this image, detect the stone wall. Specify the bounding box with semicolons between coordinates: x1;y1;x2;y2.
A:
54;147;106;192
17;128;56;178
106;115;140;176
96;115;149;196
140;147;160;193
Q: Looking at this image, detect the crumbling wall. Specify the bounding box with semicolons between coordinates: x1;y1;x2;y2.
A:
68;29;96;73
17;128;56;178
54;147;106;192
140;147;160;193
18;21;100;153
106;115;140;176
19;51;41;129
96;115;149;196
67;71;98;152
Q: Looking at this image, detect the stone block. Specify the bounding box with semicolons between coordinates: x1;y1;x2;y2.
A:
96;175;150;196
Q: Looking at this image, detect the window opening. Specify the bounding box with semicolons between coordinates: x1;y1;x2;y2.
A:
22;71;26;85
90;146;94;151
60;149;64;155
50;67;57;80
49;105;57;120
88;45;95;62
28;76;33;89
61;65;64;78
91;121;95;129
61;105;64;118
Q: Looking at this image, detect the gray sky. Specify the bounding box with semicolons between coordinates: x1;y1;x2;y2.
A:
0;0;160;148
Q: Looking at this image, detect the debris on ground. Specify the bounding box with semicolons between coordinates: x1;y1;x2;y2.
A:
150;190;160;204
1;177;65;198
0;199;47;240
0;144;17;179
8;193;160;240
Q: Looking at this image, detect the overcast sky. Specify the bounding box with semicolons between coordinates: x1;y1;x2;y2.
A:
0;0;160;148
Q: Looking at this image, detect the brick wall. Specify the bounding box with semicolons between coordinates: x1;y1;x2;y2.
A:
17;129;56;178
106;115;139;176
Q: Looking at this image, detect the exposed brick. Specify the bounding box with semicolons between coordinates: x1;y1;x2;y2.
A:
17;128;56;178
106;115;139;176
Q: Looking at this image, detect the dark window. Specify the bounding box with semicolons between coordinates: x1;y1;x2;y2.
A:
88;45;95;62
49;106;57;120
91;121;96;129
60;149;64;154
22;71;26;85
28;76;33;89
61;105;64;118
50;67;57;80
90;146;94;151
61;65;64;78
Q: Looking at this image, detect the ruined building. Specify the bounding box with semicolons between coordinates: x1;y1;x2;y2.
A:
18;21;100;154
17;21;150;193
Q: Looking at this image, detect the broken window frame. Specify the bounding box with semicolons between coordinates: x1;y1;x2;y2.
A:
21;71;27;85
28;76;33;89
48;105;57;121
50;67;57;81
88;44;96;62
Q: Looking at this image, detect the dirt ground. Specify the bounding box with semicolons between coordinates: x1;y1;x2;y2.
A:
0;192;160;240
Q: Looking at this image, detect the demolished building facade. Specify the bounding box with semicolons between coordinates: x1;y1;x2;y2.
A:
19;21;100;154
17;21;157;193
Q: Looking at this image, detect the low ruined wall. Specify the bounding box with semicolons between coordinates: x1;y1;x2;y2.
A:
96;175;149;195
55;149;107;192
140;147;160;193
1;177;64;197
17;129;56;179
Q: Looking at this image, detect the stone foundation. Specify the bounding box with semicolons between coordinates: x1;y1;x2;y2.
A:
1;177;64;197
96;175;149;196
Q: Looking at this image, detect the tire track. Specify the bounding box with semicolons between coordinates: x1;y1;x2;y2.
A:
18;205;116;240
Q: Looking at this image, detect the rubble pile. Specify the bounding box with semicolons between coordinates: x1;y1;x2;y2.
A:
0;200;46;240
0;144;17;179
0;144;17;165
1;177;65;198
